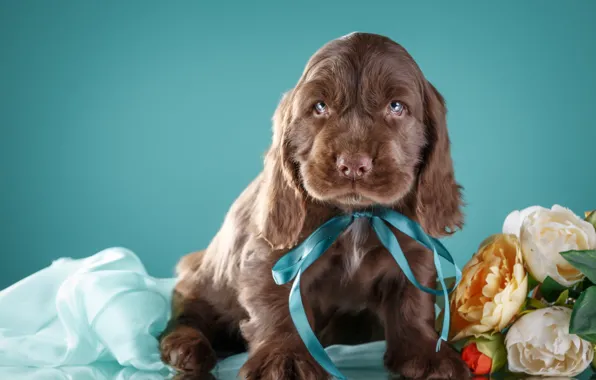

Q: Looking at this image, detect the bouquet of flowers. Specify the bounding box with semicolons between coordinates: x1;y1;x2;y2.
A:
446;205;596;377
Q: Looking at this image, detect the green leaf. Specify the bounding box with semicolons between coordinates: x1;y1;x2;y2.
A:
517;309;534;317
451;338;467;352
560;250;596;284
570;286;596;344
569;277;592;299
586;210;596;228
540;276;569;302
555;289;570;306
526;272;540;292
528;298;547;309
489;343;507;373
516;298;547;317
465;333;507;373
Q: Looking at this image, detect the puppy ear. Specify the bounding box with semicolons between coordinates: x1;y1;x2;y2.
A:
256;91;306;249
416;81;464;237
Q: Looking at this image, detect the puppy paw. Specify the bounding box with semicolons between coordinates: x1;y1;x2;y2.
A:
240;346;329;380
385;341;471;380
160;325;217;374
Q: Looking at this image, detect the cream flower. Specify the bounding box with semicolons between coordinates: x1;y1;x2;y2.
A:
506;307;594;377
503;205;596;286
450;234;528;341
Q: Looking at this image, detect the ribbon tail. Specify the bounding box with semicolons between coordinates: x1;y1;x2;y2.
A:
373;208;463;293
288;271;346;380
370;212;456;351
429;237;463;291
371;217;442;296
279;215;353;380
431;240;451;351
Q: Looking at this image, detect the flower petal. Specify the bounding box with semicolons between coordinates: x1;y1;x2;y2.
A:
505;307;594;376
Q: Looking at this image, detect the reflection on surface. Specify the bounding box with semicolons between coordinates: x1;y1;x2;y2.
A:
0;365;394;380
0;363;173;380
0;364;393;380
0;363;593;380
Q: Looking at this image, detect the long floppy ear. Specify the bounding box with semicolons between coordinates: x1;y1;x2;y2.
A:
256;91;306;249
416;81;464;237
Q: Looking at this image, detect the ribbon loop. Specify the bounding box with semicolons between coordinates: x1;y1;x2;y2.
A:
271;207;461;380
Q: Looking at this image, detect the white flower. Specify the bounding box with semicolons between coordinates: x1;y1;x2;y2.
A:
505;307;594;377
502;206;542;236
502;205;596;286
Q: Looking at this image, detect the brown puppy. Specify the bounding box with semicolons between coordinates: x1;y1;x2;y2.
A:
160;32;469;379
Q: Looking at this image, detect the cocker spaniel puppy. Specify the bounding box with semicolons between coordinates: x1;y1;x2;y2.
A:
160;32;468;379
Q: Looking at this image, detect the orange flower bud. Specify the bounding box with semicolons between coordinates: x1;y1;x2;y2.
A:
461;334;506;375
462;343;492;375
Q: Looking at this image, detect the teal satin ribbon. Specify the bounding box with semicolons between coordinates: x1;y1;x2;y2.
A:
271;207;462;380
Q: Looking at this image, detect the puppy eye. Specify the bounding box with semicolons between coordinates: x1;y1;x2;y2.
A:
314;101;328;115
388;101;405;116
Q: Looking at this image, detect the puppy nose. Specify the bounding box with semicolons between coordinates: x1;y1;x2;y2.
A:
336;154;373;179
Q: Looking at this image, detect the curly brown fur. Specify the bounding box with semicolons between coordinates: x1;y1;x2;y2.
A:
160;32;468;379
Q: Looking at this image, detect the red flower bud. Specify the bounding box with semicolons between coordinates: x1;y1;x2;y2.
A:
462;342;492;375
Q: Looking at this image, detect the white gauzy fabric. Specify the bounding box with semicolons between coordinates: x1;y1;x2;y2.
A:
0;247;176;370
0;247;392;380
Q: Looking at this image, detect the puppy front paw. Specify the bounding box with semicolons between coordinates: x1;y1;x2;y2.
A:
160;325;217;374
385;341;471;380
240;345;330;380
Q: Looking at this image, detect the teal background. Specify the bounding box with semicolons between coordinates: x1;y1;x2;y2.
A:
1;1;595;289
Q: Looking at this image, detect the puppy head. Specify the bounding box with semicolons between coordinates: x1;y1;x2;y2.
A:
258;33;463;249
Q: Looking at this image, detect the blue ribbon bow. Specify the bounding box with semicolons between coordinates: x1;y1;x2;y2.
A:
271;207;462;380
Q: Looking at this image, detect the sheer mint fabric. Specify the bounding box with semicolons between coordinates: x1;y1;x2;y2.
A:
0;248;176;370
0;248;389;378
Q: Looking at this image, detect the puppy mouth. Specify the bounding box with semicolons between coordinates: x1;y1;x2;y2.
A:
330;183;379;207
301;168;406;207
327;180;407;208
334;192;375;206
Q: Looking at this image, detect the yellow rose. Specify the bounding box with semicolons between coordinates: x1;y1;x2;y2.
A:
450;234;528;341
